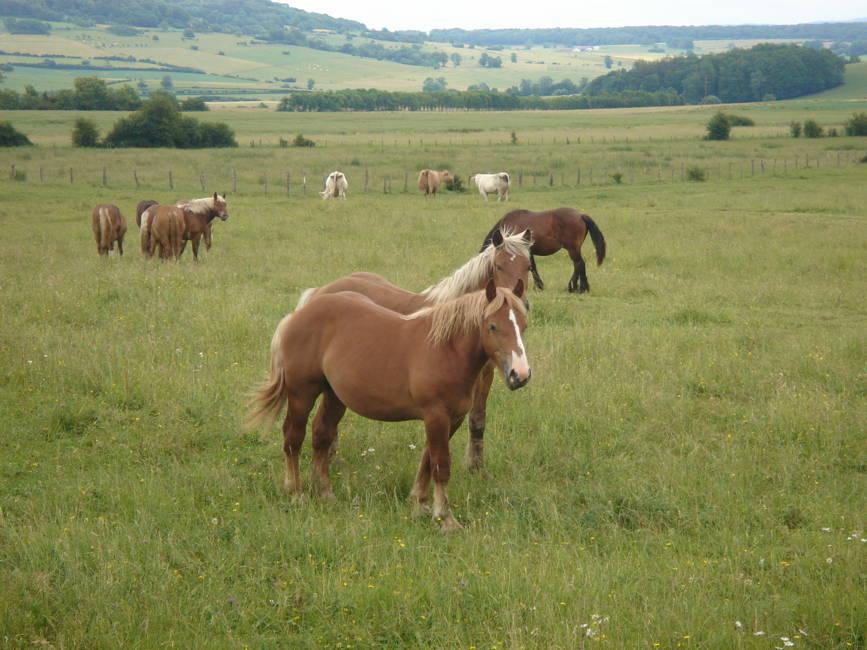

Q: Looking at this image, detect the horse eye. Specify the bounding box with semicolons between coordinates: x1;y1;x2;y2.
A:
488;323;497;332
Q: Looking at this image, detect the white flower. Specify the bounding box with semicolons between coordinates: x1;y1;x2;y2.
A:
826;557;833;564
735;621;743;630
754;631;765;636
821;527;831;532
408;443;416;450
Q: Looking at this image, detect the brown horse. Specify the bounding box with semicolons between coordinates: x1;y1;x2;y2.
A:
91;204;127;256
177;193;229;260
135;199;158;228
296;228;532;471
248;279;531;532
145;205;185;260
417;169;453;197
482;207;606;293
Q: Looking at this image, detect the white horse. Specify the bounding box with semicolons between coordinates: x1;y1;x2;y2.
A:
470;172;510;202
320;171;348;200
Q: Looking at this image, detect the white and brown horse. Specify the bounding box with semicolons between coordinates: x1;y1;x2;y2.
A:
249;279;531;532
177;193;229;260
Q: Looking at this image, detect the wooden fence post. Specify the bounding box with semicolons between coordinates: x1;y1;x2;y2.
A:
9;164;15;180
39;166;44;183
404;171;408;193
286;171;291;194
69;167;74;184
576;169;581;185
263;173;268;193
133;169;139;188
364;168;369;193
102;167;107;186
168;170;173;190
232;168;238;193
303;174;307;195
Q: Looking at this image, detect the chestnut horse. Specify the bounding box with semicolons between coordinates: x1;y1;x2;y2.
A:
145;205;185;260
248;279;531;532
417;169;452;197
135;199;158;228
177;193;229;260
91;204;127;256
296;228;533;471
482;207;606;293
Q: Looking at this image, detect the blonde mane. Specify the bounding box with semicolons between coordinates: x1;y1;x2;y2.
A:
408;288;527;346
420;228;531;304
178;195;225;215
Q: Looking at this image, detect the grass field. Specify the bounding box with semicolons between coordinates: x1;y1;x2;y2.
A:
0;100;866;647
0;22;823;95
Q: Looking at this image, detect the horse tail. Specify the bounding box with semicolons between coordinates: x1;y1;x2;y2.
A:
98;207;111;252
582;214;606;266
140;209;152;255
417;170;428;192
171;210;184;259
247;313;292;427
480;218;505;252
296;288;317;310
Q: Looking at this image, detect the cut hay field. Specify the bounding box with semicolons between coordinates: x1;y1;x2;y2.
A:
0;104;865;647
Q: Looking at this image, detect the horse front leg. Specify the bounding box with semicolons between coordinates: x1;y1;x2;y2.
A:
530;253;545;291
467;362;495;471
191;234;201;262
425;411;462;532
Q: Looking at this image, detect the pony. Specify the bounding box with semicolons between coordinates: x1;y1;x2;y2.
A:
295;228;532;471
417;169;452;197
320;171;348;200
482;207;606;293
470;172;510;202
145;205;185;260
176;193;229;260
91;204;127;256
135;199;158;228
248;279;531;532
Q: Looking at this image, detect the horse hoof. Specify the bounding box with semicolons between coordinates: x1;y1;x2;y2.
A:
411;501;431;518
437;515;464;534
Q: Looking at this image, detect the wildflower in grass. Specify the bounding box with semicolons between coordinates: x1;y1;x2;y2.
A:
735;621;743;630
821;527;831;532
408;443;416;450
754;630;765;636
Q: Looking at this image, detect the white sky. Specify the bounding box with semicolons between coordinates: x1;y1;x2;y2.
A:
280;0;866;32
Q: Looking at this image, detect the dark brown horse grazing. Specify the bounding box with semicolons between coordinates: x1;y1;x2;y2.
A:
177;193;229;260
135;199;158;228
91;204;127;256
482;207;606;293
296;228;533;471
145;205;185;260
248;279;531;532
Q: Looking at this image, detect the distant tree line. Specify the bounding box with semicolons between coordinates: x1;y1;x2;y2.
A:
264;29;449;67
0;0;363;36
0;77;142;110
585;44;845;104
277;88;682;112
430;23;867;47
3;17;51;34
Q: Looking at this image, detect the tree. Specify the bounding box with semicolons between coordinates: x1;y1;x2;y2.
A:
161;76;174;91
0;121;32;146
307;78;315;90
137;80;148;94
180;97;209;111
844;111;867;136
422;77;447;92
510;52;517;63
803;119;823;138
183;28;195;39
604;55;613;69
72;118;100;147
789;121;802;137
450;53;462;67
705;112;731;140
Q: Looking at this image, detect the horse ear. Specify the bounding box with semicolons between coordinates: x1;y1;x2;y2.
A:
213;192;218;202
522;229;532;243
513;279;525;299
485;278;497;302
491;229;504;248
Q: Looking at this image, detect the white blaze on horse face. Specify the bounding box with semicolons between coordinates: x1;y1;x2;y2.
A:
507;309;530;380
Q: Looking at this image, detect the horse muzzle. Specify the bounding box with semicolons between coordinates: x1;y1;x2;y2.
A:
506;367;531;391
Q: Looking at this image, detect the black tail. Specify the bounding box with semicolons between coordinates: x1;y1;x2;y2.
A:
582;215;606;266
480;218;505;252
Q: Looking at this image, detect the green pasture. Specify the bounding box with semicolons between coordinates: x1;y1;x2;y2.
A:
0;100;865;646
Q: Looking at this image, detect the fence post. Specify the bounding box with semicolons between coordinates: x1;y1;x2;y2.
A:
69;167;74;184
134;169;139;188
199;173;206;191
9;164;15;180
404;171;408;193
364;168;369;193
518;171;523;187
286;171;291;195
303;174;307;195
168;170;173;190
39;166;44;183
102;167;107;186
549;173;554;187
576;169;581;186
263;173;268;194
232;168;238;193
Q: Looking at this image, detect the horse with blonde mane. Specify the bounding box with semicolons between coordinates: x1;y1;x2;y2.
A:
177;193;229;260
144;205;185;260
296;228;533;470
417;169;452;197
248;279;531;532
91;204;127;256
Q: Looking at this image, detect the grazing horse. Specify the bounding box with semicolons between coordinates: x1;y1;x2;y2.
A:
482;207;606;293
91;204;127;257
417;169;452;197
320;171;348;200
177;193;229;260
470;172;510;202
248;279;531;532
135;199;158;228
296;228;532;471
145;205;185;260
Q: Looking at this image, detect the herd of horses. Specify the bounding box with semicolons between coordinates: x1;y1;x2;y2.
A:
90;193;229;260
90;186;606;531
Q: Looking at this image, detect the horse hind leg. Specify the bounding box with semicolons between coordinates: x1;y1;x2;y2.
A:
568;249;589;294
530;253;545;291
283;392;317;497
309;388;346;499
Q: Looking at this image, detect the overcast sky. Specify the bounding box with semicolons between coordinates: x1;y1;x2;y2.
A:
280;0;865;31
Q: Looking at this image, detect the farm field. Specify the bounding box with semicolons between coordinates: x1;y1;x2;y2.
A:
0;101;866;647
0;22;820;95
